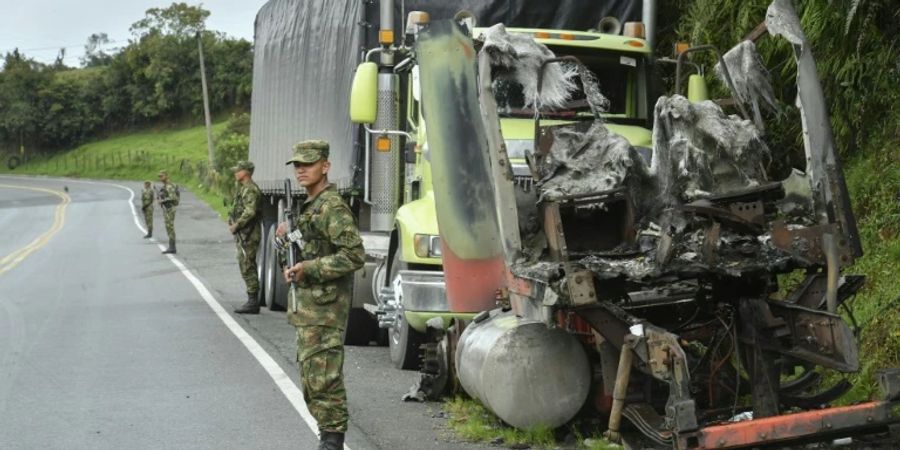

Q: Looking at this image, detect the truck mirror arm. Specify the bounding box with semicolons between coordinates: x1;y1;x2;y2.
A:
674;45;751;120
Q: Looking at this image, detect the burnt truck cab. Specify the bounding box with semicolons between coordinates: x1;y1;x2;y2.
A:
350;16;663;370
417;0;898;447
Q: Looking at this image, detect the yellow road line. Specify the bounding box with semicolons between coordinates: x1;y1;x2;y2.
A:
0;184;71;276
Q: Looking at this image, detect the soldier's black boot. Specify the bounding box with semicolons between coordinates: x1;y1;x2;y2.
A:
317;431;344;450
234;292;260;314
162;239;176;254
143;231;152;239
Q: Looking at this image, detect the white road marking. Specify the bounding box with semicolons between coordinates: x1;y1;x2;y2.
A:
113;182;348;448
0;176;346;448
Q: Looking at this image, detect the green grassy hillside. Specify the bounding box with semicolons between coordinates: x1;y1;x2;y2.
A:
1;122;231;218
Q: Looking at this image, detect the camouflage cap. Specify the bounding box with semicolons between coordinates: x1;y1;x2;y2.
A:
158;170;168;177
286;139;329;165
231;160;255;174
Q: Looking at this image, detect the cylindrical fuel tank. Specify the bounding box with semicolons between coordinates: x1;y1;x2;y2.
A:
455;310;591;429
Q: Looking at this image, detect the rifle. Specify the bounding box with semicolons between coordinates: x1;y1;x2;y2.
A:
229;199;247;260
157;184;172;210
280;178;303;313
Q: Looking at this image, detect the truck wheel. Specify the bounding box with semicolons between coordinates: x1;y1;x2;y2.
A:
256;223;268;307
388;249;426;370
264;223;287;311
344;308;376;346
390;308;426;370
372;261;390;346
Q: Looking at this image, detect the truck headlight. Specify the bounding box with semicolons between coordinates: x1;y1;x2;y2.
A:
414;234;442;258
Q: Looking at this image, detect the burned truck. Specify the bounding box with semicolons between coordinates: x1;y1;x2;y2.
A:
412;0;900;448
248;0;653;358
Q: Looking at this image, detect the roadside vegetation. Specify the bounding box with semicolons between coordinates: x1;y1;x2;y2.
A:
444;397;620;450
0;3;252;220
0;3;251;156
0;115;250;220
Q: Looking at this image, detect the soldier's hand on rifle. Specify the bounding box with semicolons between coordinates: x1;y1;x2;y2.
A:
275;221;288;238
284;262;305;283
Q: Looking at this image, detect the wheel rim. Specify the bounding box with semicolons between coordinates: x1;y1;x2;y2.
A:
264;225;277;306
256;224;267;300
256;224;264;280
389;278;405;348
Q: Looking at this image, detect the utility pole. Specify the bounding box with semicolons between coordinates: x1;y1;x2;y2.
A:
197;31;215;167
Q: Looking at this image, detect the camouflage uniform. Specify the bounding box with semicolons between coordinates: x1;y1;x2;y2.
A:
141;185;154;235
230;175;262;296
159;181;179;241
286;142;365;435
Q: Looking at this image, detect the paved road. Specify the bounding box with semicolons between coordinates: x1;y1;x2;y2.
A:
0;175;489;450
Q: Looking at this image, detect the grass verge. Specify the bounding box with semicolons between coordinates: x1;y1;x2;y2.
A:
444;397;620;449
832;133;900;402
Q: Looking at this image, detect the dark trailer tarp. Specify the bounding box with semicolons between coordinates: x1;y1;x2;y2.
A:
249;0;364;193
249;0;642;192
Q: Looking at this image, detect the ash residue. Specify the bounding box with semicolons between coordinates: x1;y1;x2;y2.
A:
479;18;819;301
481;24;576;110
538;122;649;201
574;62;610;118
651;95;770;203
765;0;806;46
576;225;793;281
579;255;657;281
716;40;777;129
510;260;562;283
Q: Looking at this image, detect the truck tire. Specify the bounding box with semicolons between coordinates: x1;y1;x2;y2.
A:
271;263;289;312
256;223;268;307
264;223;287;311
388;248;426;370
344;308;377;346
391;308;426;370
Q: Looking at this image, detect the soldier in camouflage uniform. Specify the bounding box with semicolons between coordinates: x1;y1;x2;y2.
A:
230;161;263;314
141;180;154;239
157;170;180;254
281;140;364;450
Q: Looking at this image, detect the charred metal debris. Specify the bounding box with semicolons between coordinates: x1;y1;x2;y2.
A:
466;0;896;446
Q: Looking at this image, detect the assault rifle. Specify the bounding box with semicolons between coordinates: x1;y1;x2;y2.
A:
156;183;180;209
156;185;171;209
277;178;303;313
228;205;247;260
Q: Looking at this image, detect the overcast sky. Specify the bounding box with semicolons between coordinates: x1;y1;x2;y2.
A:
0;0;269;65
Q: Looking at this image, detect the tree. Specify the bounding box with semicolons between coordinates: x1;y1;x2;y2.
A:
129;3;210;39
82;33;114;67
0;2;253;152
0;51;48;152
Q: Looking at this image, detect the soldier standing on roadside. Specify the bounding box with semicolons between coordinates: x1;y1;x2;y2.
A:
231;161;263;314
141;180;154;239
157;170;180;254
280;140;364;450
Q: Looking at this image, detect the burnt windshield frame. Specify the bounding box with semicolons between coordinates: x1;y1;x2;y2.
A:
491;47;650;125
